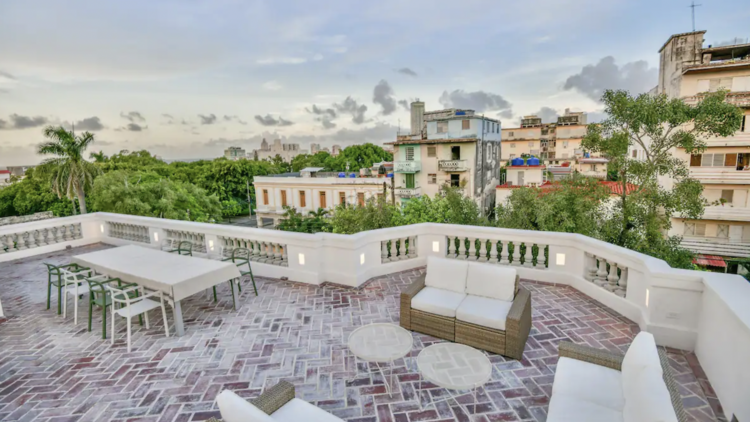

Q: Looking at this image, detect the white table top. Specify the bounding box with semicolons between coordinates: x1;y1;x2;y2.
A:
72;245;241;301
417;343;492;390
347;323;413;362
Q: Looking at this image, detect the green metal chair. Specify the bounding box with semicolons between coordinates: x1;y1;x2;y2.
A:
166;240;193;256
44;263;91;315
224;248;257;297
86;277;142;339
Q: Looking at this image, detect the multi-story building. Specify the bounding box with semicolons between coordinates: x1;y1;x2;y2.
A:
331;145;342;156
633;30;750;272
223;147;246;161
0;169;10;188
253;168;388;227
385;102;502;211
252;139;309;161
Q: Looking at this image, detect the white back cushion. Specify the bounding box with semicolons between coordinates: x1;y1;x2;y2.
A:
425;256;469;293
465;263;517;301
622;369;678;422
216;390;275;422
621;332;663;394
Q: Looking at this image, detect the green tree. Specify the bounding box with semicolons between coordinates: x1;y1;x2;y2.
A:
0;168;74;217
37;126;102;214
277;207;332;233
401;187;486;226
329;196;401;234
324;144;393;172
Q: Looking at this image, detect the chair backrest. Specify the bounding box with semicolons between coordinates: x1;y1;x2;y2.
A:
177;241;193;255
86;276;114;301
231;248;251;262
44;262;61;275
106;284;143;310
59;268;82;287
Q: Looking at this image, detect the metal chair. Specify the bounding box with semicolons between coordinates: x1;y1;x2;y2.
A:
223;247;257;296
86;276;141;339
60;268;110;325
166;240;193;256
108;284;169;352
44;263;90;314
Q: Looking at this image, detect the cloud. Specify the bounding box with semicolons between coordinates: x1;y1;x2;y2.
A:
373;80;397;116
120;111;145;122
0;114;49;130
73;116;105;131
254;114;294;127
223;115;248;125
398;100;410;111
395;67;417;77
116;123;146;132
256;57;306;65
198;114;218;125
306;104;338;129
333;96;368;124
262;81;283;90
532;107;559;123
439;89;513;118
563;56;657;102
0;70;16;80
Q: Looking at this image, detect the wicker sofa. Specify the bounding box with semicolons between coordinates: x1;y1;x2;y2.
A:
548;332;686;422
400;256;532;359
213;381;344;422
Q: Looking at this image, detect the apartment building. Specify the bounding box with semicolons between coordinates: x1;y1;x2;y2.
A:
223;147;246;161
252;138;309;161
253;168;387;227
386;101;502;211
640;30;750;271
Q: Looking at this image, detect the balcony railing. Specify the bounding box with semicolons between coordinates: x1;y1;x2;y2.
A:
395;186;421;198
689;167;750;184
1;213;749;420
438;159;469;172
682;91;750;107
394;160;421;173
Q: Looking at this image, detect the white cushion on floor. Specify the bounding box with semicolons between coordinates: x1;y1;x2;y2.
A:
552;357;625;411
466;263;517;301
621;332;662;394
272;398;345;422
455;295;513;331
411;286;466;318
547;393;624;422
216;390;274;422
622;367;678;422
424;256;468;294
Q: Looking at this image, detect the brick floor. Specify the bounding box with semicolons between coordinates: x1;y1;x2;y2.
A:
0;244;724;421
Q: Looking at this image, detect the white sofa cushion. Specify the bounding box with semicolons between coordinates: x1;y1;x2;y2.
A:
622;369;678;422
466;262;517;301
547;392;624;422
411;287;466;318
272;398;345;422
552;357;625;411
216;390;275;422
621;332;663;394
455;295;513;330
425;256;469;294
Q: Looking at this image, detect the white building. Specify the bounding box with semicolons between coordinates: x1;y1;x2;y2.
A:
224;147;246;161
0;169;10;188
253;169;389;227
252;139;309;161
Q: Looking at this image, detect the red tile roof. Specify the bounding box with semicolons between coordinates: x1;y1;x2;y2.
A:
693;255;726;268
599;181;639;195
0;170;10;174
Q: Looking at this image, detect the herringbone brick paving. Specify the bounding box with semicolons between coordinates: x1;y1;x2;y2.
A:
0;244;724;421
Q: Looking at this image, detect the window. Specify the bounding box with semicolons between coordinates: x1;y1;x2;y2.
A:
405;147;414;161
437;121;448;133
357;192;365;207
508;131;514;137
725;153;738;167
263;189;269;205
696;223;706;236
299;191;306;207
339;192;346;205
632;150;638;158
427;146;436;157
701;154;713;167
405;174;415;189
684;223;695;235
428;174;437;184
721;190;734;204
509;154;516;159
451;146;461;160
281;190;288;207
717;224;729;239
699;153;730;167
744;226;750;241
510;143;516;149
742;115;747;132
562;141;569;148
690;154;702;167
713;153;726;167
528;142;534;147
450;174;460;187
319;191;326;208
462;119;470;130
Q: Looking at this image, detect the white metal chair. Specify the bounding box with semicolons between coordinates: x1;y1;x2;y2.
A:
107;284;169;352
61;268;109;325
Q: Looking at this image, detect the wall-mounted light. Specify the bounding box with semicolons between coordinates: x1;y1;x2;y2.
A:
298;253;305;265
360;253;365;265
645;289;650;307
208;240;214;251
556;253;566;266
100;224;104;233
432;241;440;253
154;232;159;242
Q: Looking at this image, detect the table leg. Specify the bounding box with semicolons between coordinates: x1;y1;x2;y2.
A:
173;300;185;337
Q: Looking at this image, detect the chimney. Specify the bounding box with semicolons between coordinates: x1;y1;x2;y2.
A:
410;100;425;136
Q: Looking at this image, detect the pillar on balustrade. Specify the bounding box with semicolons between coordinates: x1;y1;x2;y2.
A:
281;245;288;267
499;242;510;265
584;253;597;281
607;262;620;293
16;232;28;250
457;237;467;260
616;267;628;297
273;243;282;264
477;239;487;261
468;238;477;261
381;241;389;263
523;243;534;267
511;242;521;266
408;236;418;258
0;236;6;254
595;257;609;287
489;240;499;263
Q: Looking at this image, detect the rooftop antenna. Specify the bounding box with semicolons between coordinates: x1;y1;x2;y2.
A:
689;1;702;32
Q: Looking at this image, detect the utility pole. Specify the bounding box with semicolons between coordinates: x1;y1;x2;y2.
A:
391;173;396;205
246;180;252;217
689;1;702;32
479;115;486;217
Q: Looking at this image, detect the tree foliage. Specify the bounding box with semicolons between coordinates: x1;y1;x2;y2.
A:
277;207;332;233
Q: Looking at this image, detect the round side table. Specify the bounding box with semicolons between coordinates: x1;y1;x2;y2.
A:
347;323;413;396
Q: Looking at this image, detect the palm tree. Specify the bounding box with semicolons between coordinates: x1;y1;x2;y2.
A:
37;126;101;214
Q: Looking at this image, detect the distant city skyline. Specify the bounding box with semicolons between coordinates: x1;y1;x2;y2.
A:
1;0;748;166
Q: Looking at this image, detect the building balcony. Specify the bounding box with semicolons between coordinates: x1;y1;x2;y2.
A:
393;160;421;173
438;159;469;172
395;186;421;198
0;213;745;421
579;170;608;179
682;91;750;108
689;167;750;184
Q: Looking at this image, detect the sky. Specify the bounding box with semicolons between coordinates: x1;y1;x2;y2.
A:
1;0;748;166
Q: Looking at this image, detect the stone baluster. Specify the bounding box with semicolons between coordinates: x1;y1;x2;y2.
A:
499;242;510;265
523;243;534;267
17;232;28;250
27;230;39;248
584;253;598;281
489;240;499;263
254;240;263;260
6;234;17;252
0;235;6;254
595;257;608;287
64;225;73;241
457;237;467;260
477;239;487;261
408;236;417;258
447;236;455;257
273;243;282;263
511;242;521;266
381;241;389;263
466;238;476;261
281;245;288;266
617;267;628;297
607;262;620;293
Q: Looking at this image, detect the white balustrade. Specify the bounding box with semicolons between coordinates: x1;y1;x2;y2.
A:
380;236;419;263
217;235;288;267
0;223;83;256
108;222;150;243
443;236;549;270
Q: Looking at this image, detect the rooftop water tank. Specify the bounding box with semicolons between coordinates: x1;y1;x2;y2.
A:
338;172;346;178
585;152;590;158
527;157;540;166
386;173;394;178
349;173;357;178
511;157;525;166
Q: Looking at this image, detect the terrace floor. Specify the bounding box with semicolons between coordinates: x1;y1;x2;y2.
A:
0;245;725;422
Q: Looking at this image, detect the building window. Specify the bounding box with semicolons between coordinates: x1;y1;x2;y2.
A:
450;174;460;187
437;121;448;133
744;226;750;241
510;143;516;149
462;120;470;130
690;154;701;167
562;141;569;148
725;153;737;167
696;223;706;236
299;191;306;207
721;190;734;204
717;224;729;239
742;115;747;132
508;131;514;137
281;190;288;207
319;191;326;208
339;192;346;205
428;173;437;184
509;154;516;159
451;146;461;160
405;147;415;161
357;192;365;207
632;150;638;158
427;146;436;157
263;189;269;205
684;223;695;235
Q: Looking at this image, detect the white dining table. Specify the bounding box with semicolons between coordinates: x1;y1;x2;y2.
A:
72;245;241;336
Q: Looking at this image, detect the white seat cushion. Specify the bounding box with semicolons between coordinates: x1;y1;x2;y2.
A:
425;256;468;294
621;332;662;394
455;295;513;331
272;398;345;422
552;357;625;411
411;287;466;318
216;390;274;422
466;262;517;301
547;393;624;422
623;367;678;422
